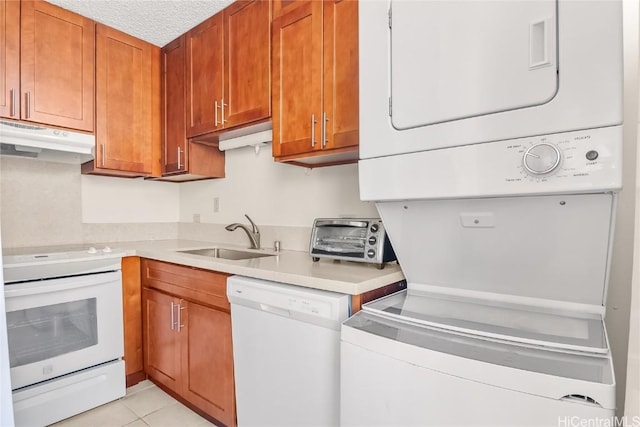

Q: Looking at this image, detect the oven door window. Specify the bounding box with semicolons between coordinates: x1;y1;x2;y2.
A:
6;298;98;368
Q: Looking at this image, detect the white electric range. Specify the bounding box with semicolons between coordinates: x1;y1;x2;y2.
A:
3;245;126;426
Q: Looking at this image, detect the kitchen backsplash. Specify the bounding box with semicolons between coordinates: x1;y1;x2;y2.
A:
0;147;375;249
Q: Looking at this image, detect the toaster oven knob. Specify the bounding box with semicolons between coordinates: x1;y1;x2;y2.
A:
367;249;376;258
368;236;377;245
370;223;379;233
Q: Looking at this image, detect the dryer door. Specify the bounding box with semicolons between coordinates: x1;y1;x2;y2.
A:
391;0;558;130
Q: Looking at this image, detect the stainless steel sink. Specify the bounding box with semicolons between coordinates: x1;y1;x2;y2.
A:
178;247;275;260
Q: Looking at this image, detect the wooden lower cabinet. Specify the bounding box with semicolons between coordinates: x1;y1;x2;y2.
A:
122;257;145;387
143;288;182;392
141;259;235;427
181;301;234;423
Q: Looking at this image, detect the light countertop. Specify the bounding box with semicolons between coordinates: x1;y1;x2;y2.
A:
4;240;405;295
126;240;404;295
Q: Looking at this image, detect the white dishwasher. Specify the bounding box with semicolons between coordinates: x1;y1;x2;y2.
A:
227;275;350;427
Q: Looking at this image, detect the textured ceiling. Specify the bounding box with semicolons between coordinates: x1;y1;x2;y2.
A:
46;0;235;47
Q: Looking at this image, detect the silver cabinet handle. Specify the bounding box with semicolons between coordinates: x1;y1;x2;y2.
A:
24;92;30;119
214;100;219;126
101;144;106;167
177;147;182;170
311;114;317;147
322;112;328;148
170;301;175;330
9;89;16;117
177;304;185;332
221;98;227;124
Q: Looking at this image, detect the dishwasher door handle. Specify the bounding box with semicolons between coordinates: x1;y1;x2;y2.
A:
259;304;290;317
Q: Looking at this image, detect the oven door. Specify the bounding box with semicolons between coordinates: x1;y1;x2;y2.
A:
4;271;123;390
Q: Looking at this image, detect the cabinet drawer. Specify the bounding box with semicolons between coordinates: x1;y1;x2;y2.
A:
141;259;230;311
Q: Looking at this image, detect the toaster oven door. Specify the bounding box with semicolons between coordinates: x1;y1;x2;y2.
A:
310;220;369;259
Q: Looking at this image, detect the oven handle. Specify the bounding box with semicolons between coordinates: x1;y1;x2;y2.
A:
4;272;119;298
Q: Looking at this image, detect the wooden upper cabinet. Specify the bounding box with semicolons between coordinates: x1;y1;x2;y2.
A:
272;0;359;166
323;0;358;151
19;0;95;131
186;13;223;138
186;1;271;138
272;1;323;158
91;24;160;176
223;0;271;128
161;34;225;182
162;35;188;174
0;0;20;120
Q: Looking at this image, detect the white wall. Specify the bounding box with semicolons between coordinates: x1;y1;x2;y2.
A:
81;175;179;223
0;146;375;247
0;157;180;247
607;0;639;416
179;145;377;226
626;3;640;416
0;157;83;247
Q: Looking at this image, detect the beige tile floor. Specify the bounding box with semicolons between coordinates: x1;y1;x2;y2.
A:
51;380;214;427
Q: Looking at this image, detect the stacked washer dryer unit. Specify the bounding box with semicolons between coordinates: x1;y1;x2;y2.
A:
341;0;623;425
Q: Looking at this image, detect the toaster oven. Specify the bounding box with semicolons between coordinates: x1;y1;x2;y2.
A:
309;218;396;268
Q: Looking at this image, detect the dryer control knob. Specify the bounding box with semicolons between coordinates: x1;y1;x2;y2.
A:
523;143;561;175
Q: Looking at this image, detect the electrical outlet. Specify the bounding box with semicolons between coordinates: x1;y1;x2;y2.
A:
213;197;220;213
193;213;201;223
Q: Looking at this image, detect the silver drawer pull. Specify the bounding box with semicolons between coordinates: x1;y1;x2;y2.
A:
221;99;227;124
170;301;175;330
10;88;16;117
323;112;328;148
311;114;317;147
24;92;31;119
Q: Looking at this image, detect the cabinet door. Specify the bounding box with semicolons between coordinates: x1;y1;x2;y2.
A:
122;257;144;386
20;0;94;131
96;24;157;174
223;0;271;128
186;13;223;137
181;301;235;427
323;0;358;150
162;35;188;175
0;0;19;119
143;288;181;393
272;1;323;158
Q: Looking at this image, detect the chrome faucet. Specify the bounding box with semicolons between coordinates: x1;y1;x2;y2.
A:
225;214;261;249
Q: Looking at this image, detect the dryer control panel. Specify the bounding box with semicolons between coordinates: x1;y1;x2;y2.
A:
359;126;622;201
509;127;621;188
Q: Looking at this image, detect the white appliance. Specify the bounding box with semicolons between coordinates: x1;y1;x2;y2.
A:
343;0;623;425
0;119;95;164
3;247;126;426
0;234;15;427
358;0;622;163
227;276;350;427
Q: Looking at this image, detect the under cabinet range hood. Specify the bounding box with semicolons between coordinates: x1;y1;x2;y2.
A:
0;120;95;164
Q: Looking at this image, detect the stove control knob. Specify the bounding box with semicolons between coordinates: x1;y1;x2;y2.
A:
368;236;377;245
523;143;561;175
88;247;97;254
370;223;379;233
103;246;112;253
